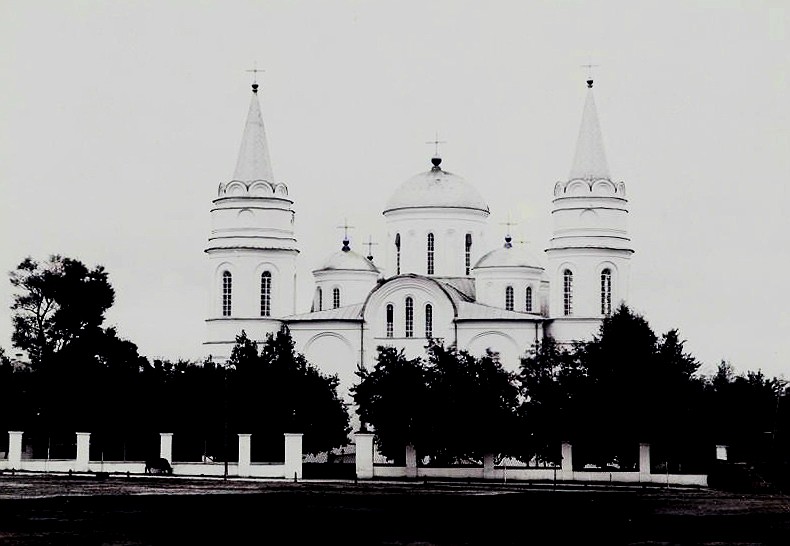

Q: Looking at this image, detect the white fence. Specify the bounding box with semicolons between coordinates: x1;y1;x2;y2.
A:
0;431;303;479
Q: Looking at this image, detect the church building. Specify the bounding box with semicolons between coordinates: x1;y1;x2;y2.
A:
204;78;633;400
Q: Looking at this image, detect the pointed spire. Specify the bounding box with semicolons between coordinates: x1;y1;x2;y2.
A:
569;82;610;181
232;84;275;182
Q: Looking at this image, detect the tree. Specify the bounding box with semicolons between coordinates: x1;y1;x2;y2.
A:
10;255;114;368
228;327;350;457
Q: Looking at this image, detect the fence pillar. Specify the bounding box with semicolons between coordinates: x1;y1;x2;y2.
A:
284;433;303;480
715;445;728;461
639;443;651;479
8;431;23;469
75;432;90;472
354;433;374;479
405;444;418;478
561;441;573;480
483;453;495;480
238;434;251;477
159;433;173;462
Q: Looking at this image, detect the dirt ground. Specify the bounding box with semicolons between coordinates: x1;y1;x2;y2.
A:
0;473;788;545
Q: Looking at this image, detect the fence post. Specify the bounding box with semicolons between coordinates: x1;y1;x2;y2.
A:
75;432;90;472
8;431;23;469
405;444;417;478
354;432;374;479
561;441;573;481
715;445;728;461
238;434;251;477
159;433;173;462
639;443;651;482
483;453;495;480
284;433;303;480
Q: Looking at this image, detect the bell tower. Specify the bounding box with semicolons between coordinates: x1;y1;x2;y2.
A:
546;79;634;342
204;82;299;361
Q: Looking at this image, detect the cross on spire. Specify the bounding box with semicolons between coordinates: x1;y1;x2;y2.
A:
364;235;378;262
580;61;599;88
246;64;265;92
336;218;355;251
426;131;447;157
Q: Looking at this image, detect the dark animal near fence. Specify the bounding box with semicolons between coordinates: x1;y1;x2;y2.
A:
145;457;173;475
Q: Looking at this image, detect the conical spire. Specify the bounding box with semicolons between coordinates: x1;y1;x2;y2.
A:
569;82;610;181
232;84;275;182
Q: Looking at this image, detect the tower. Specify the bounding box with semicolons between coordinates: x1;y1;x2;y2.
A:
546;79;633;342
204;83;298;361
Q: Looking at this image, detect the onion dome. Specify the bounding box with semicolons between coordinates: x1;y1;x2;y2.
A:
383;157;489;214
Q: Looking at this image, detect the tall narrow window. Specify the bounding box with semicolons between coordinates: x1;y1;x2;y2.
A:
395;233;401;275
386;304;394;338
221;271;232;317
317;287;323;311
465;233;472;275
425;304;433;339
260;271;271;317
405;297;414;338
505;286;514;311
601;268;612;316
526;286;533;313
427;233;435;275
333;287;341;309
563;269;573;316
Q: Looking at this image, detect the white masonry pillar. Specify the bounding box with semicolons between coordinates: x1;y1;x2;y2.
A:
483;453;495;480
238;434;252;477
354;433;374;479
639;443;651;480
75;432;90;472
159;433;173;462
405;444;418;478
561;441;573;480
8;431;23;469
284;433;303;480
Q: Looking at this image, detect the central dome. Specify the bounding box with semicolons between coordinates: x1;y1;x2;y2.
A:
384;159;489;214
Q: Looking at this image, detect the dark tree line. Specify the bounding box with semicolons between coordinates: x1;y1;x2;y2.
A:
2;256;350;462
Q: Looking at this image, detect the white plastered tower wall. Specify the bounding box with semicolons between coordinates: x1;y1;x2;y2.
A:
545;80;633;343
312;240;381;311
205;84;298;361
382;158;490;278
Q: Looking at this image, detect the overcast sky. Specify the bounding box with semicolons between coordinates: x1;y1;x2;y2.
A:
1;1;788;379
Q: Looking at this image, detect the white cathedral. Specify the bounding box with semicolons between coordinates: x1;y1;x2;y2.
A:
204;78;633;400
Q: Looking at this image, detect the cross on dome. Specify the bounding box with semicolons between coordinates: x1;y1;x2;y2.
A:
426;132;447;169
364;235;378;261
336;218;355;251
246;64;265;92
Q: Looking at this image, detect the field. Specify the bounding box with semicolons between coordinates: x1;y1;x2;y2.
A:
0;474;788;545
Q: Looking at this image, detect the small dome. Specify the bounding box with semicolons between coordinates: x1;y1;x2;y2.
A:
474;239;544;270
384;159;489;213
316;248;379;273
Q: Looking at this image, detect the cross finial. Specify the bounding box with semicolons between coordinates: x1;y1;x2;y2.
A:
364;235;378;262
246;63;265;92
336;218;355;251
499;213;518;248
581;61;599;88
426;131;447;158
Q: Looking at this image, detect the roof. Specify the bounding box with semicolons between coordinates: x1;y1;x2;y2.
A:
232;86;275;183
474;238;544;270
283;303;364;322
568;85;610;181
383;158;489;214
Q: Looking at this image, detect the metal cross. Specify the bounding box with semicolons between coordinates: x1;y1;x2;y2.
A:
336;218;355;240
426;132;447;157
581;62;599;79
364;235;378;261
499;212;518;236
246;63;265;84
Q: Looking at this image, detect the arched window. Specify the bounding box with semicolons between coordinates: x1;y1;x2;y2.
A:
601;268;612;316
563;269;573;316
395;233;401;275
221;271;232;317
427;233;435;275
505;285;514;311
405;297;414;338
526;286;533;313
317;287;323;311
425;304;433;339
465;233;473;275
260;271;271;317
386;304;394;338
333;287;341;309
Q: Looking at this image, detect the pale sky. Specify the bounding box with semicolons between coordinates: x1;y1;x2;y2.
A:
1;1;788;379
